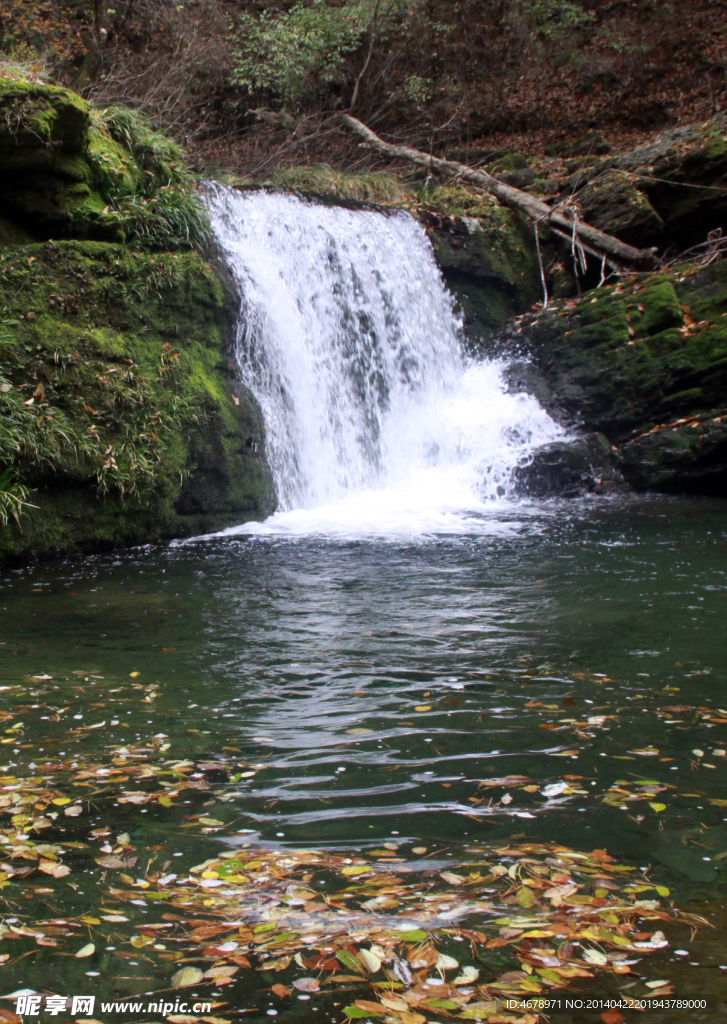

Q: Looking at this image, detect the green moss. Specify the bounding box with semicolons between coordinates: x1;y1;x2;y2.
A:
87;128;144;199
0;79;209;250
0;79;90;154
0;240;274;562
511;260;727;483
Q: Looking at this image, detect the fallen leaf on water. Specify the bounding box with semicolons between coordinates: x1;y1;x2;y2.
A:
452;966;479;985
172;966;205;988
583;948;608;965
75;943;95;958
95;856;126;870
358;948;382;973
292;978;320;993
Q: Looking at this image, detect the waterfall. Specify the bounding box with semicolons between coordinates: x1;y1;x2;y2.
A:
205;185;562;537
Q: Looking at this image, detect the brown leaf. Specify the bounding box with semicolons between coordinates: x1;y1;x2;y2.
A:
354;1001;388;1014
271;985;290;999
95;856;126;869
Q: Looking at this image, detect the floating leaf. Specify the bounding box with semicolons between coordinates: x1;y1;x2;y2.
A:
172;967;205;988
75;943;95;958
95;856;126;869
358;948;382;973
293;978;320;993
452;966;479;985
583;948;608;965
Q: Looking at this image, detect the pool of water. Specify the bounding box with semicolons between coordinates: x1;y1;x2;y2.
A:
1;494;726;1019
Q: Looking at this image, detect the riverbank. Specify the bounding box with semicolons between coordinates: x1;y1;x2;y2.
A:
0;78;273;562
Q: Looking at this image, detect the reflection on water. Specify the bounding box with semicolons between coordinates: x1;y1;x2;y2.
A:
2;496;726;851
0;494;726;1011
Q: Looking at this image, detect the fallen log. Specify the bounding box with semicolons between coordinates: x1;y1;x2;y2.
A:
340;114;656;268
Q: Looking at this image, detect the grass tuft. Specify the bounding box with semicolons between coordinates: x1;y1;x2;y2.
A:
91;105;189;184
264;164;410;204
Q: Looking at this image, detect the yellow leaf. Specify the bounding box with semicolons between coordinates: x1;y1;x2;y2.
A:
172;966;205;988
414;705;431;712
79;916;100;925
648;802;666;812
129;671;141;677
158;796;173;807
52;797;72;806
75;943;95;958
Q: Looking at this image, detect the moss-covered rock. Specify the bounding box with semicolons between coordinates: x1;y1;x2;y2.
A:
417;204;548;340
492;259;727;495
615;114;727;245
0;241;274;561
0;79;207;249
575;169;664;247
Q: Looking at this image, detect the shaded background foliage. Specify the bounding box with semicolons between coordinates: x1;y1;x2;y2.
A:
1;0;725;173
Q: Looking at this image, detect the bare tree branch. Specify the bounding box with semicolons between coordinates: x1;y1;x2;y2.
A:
340;113;657;267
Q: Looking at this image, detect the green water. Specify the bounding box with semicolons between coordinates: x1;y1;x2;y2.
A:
1;494;726;1020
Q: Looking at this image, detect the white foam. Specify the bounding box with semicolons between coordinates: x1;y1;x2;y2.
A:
194;187;562;540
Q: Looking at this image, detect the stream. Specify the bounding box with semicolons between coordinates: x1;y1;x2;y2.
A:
0;190;725;1022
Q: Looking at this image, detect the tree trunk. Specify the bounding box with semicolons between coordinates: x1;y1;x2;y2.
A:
340;114;656;267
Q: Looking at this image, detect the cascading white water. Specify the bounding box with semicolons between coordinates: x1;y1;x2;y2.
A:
204;184;562;538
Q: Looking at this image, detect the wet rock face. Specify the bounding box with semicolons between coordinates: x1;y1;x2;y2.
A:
512;434;626;498
419;207;549;340
617;418;727;495
0;241;275;562
492;259;727;498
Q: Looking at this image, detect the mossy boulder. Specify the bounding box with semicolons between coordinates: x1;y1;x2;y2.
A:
0;79;205;249
575;169;664;247
615;114;727;245
0;79;108;239
0;241;274;561
492;259;727;495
